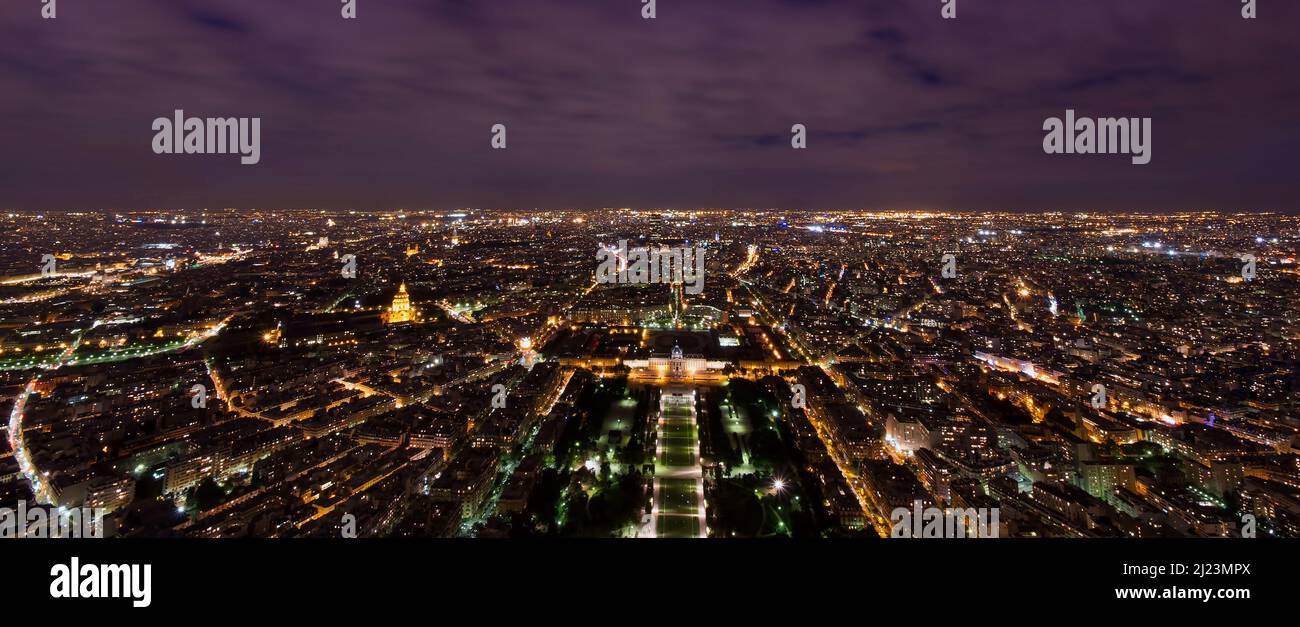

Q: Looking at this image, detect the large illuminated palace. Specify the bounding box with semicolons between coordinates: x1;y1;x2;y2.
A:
625;344;729;384
552;326;800;383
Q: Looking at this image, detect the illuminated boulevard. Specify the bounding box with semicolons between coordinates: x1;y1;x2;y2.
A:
651;388;706;538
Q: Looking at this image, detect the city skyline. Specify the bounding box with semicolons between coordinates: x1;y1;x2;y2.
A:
1;208;1295;539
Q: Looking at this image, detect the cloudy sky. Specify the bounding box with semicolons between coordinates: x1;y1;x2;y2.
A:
1;0;1298;211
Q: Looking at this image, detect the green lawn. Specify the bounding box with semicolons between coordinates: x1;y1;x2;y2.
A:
658;448;697;467
656;478;699;514
655;514;701;538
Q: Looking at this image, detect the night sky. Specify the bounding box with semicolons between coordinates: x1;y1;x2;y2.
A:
1;0;1298;211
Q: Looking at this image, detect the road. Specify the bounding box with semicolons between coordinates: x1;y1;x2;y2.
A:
8;331;84;504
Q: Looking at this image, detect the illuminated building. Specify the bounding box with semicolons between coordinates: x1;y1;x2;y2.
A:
384;282;414;324
626;344;728;383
